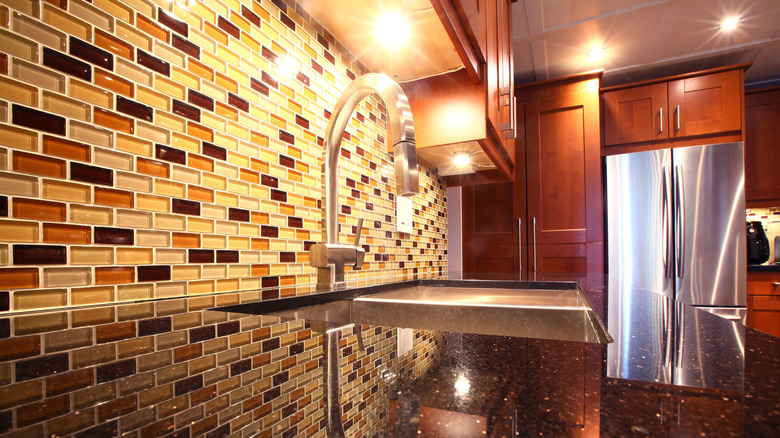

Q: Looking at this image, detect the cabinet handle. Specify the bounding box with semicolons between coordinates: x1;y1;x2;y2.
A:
659;107;663;133
773;282;780;286
518;218;522;278
532;217;537;279
675;105;680;131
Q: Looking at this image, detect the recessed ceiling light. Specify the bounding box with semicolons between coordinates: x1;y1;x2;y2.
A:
587;47;605;61
375;13;409;48
453;152;471;167
720;16;740;31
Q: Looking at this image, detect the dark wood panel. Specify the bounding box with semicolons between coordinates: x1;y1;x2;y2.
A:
461;182;518;280
745;88;780;204
603;82;668;146
668;69;742;138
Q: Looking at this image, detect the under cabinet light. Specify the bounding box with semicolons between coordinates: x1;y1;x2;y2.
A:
376;12;409;48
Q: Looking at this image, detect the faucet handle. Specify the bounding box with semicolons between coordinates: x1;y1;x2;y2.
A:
353;218;364;247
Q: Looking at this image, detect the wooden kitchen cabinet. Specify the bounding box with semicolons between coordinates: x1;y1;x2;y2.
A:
745;88;780;206
602;64;748;153
405;0;515;179
747;270;780;337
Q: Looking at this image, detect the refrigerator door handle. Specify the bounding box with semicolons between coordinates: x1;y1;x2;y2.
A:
675;166;685;278
518;218;522;278
662;166;672;278
532;217;537;279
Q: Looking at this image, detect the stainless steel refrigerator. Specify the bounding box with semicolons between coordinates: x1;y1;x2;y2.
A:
605;142;746;389
606;141;746;317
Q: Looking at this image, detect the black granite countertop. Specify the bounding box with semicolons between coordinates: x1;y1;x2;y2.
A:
0;277;778;437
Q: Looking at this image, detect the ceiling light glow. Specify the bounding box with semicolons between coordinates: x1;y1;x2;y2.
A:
587;47;605;61
453;153;471;167
375;13;409;48
720;16;740;31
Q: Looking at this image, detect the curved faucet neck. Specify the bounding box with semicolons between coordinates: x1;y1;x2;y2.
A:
322;73;418;245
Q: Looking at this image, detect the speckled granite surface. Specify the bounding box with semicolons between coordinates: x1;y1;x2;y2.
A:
0;278;778;436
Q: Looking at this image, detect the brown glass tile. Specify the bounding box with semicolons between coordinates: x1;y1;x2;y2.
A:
0;336;40;361
217;15;240;39
137;265;170;282
158;7;188;36
13;244;66;265
96;321;136;343
0;291;8;311
288;217;302;228
280;252;295;263
172;198;200;216
260;174;279;188
280;11;296;30
261;45;278;64
76;421;118;438
323;49;335;65
250;77;269;96
279;154;295;168
13;151;66;178
270;189;287;202
94;107;134;134
96;396;136;422
0;53;7;75
261;226;278;238
46;368;93;396
172;233;199;248
96;359;136;383
156;144;185;164
346;68;356;81
137;49;170;76
227;208;249;222
188;326;214;344
12;104;66;135
116;96;153;122
137;15;169;42
137;157;169;178
188;249;214;263
71;162;113;186
43;135;91;161
17;394;69;428
171;33;199;59
172;99;200;122
94;187;133;208
69;36;113;70
95;29;133;60
14;198;66;221
95;69;134;97
294;114;310;130
94;227;134;245
227;92;249;112
0;196;7;217
16;352;68;382
240;5;261;27
0;268;39;289
261;70;278;89
140;419;174;438
43;47;91;81
216;250;239;264
173;343;200;363
137;317;171;337
187;89;213;111
198;143;224;162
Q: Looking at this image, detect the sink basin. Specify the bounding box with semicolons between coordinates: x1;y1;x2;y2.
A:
264;282;612;344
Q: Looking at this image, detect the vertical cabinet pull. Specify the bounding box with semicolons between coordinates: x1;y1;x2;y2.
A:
659;107;663;133
675;105;681;131
532;217;537;278
518;218;522;277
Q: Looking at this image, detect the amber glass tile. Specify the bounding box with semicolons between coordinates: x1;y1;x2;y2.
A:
187;122;213;142
95;69;134;97
214;72;237;94
94;227;134;245
94;187;133;208
137;49;170;76
0;268;39;289
172;99;200;122
0;76;39;106
0;220;38;242
137;14;169;42
116;96;153;122
172;232;199;248
14;198;66;221
13;151;66;178
188;185;213;202
71;162;113;186
136;157;169;178
94;107;134;134
43;223;91;244
203;21;227;46
13;244;66;265
69;36;113;70
43;47;91;81
188;154;213;171
171;34;199;59
95;267;134;285
12;104;66;135
95;28;133;60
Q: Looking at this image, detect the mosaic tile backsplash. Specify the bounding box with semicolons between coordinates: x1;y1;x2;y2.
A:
0;0;449;313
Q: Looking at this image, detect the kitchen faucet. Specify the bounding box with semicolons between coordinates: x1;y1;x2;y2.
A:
310;73;419;290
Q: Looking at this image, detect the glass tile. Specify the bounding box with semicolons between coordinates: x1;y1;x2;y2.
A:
43;267;91;287
69;120;113;148
154;111;185;132
154;179;185;197
94;28;132;60
172;99;200;122
12;104;66;135
116;209;152;228
137;14;169;42
154;213;185;230
71;285;115;304
94;147;133;171
172;232;199;248
153;75;185;100
69;79;112;108
171;34;199;59
13;198;64;221
70;246;114;265
116;20;151;51
0;267;39;289
94;187;133;208
13;288;67;310
135;121;169;144
0;28;39;61
13;151;66;178
94;227;134;245
116;171;152;192
137;48;170;76
12;58;64;92
68;0;113;31
135;193;169;212
94;107;134;134
135;86;169;110
69;205;113;225
69;36;113;70
12;12;66;50
43;90;91;121
42;223;91;244
95;69;133;97
116;96;153;122
187;122;213;142
116;133;152;157
70;162;113;186
136;157;169;178
43;47;91;81
115;57;152;86
92;0;133;25
135;230;168;247
154;41;185;68
115;248;152;264
0;220;38;242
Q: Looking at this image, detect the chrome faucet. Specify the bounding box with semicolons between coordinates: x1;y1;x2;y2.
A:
310;73;419;290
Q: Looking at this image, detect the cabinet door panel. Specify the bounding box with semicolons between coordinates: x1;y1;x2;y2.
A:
745;89;780;204
603;83;668;145
668;70;741;137
673;394;741;436
538;243;587;274
746;271;780;296
462;182;518;279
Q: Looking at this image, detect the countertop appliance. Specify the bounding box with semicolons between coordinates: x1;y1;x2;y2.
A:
606;142;746;387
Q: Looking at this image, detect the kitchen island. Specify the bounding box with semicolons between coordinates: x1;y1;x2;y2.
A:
0;278;777;437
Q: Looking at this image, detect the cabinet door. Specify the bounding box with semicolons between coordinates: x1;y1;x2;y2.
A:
484;0;502;145
461;181;518;279
747;296;780;338
672;394;742;436
525;88;602;249
667;70;742;138
745;89;780;204
603;83;668;146
455;0;486;60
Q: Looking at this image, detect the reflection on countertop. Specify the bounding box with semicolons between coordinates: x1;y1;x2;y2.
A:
0;275;778;436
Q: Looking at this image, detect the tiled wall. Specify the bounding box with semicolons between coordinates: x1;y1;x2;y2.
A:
0;0;449;313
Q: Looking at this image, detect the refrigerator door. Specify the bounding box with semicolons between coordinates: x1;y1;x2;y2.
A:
673;142;746;307
607;149;673;299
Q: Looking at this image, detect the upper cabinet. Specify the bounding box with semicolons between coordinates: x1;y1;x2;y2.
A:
602;64;749;154
745;88;780;206
401;0;516;179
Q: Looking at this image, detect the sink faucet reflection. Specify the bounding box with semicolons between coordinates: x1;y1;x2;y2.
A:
310;73;419;290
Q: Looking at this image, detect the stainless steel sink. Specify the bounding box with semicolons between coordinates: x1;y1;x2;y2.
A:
271;284;612;343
